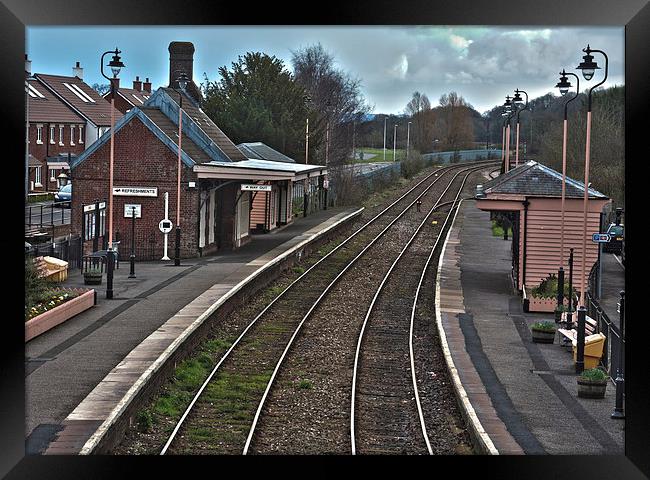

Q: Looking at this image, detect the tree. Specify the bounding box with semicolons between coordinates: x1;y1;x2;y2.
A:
436;91;475;151
405;92;435;153
291;43;370;166
91;83;110;96
201;52;309;161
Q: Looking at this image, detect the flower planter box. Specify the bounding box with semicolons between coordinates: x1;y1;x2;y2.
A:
25;288;95;342
577;378;608;399
531;328;556;343
525;292;570;313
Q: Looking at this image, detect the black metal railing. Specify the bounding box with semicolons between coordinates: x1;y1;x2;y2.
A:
25;201;71;227
25;234;83;270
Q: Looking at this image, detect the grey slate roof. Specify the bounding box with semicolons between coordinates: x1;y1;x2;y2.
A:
482;161;608;199
160;88;248;162
237;142;296;163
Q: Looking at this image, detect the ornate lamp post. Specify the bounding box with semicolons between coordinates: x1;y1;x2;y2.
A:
393;124;398;162
100;48;125;253
500;105;510;173
512;89;530;168
174;71;189;266
554;69;580;312
575;44;608;309
100;48;124;299
503;95;518;172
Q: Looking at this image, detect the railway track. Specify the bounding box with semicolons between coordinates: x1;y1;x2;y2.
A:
159;160;497;455
351;166;480;455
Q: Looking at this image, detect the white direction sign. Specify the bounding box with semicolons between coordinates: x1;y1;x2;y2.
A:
113;186;158;197
241;184;272;192
159;219;174;234
124;204;142;218
83;201;106;212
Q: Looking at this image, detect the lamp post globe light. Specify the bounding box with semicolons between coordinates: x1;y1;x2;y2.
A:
100;48;124;299
575;44;608;309
174;71;189;266
512;89;530;169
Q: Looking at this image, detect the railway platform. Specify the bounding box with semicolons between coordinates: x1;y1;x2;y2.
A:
25;206;362;455
436;200;624;455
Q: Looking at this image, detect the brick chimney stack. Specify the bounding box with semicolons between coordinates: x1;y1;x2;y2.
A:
143;77;152;93
72;61;83;79
169;41;194;89
133;76;142;91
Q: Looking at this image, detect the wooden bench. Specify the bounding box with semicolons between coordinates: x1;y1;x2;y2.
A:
557;314;597;344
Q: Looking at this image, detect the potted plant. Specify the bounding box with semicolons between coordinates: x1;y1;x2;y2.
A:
530;321;557;344
83;267;103;285
577;368;608;399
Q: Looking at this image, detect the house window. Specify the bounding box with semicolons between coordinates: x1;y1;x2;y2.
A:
49;169;56;182
70;126;75;146
50;126;55;144
59;125;64;145
34;166;42;186
79;125;84;143
36;125;43;144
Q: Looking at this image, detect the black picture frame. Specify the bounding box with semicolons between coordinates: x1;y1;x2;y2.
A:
3;0;648;477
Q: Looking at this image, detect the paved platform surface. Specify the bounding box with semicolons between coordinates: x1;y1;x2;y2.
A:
438;200;624;455
25;207;360;455
599;251;625;330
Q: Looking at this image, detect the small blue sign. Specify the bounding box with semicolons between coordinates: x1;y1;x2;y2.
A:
592;233;611;243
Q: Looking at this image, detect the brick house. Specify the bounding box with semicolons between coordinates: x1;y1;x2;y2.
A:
102;76;153;114
26;76;85;192
68;41;326;260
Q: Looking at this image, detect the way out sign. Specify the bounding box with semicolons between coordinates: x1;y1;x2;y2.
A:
592;233;611;243
241;184;272;192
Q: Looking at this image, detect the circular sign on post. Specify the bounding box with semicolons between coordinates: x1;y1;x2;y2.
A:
159;219;174;234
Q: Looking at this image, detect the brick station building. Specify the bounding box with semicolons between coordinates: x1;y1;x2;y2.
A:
475;160;611;298
69;44;326;260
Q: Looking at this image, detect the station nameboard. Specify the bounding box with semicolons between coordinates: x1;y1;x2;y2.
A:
241;184;272;192
113;186;158;197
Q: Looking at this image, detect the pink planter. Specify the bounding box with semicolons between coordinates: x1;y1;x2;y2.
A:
25;288;95;342
526;293;570;313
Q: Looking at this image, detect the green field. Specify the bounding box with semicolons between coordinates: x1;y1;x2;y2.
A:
350;147;406;163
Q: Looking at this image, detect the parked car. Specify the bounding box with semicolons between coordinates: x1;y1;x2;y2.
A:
603;223;623;254
54;183;72;206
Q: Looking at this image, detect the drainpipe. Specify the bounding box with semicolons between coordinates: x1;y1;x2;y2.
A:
522;199;530;290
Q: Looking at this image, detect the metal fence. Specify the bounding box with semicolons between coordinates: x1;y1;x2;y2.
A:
421;148;500;164
25;201;71;227
25;234;83;270
587;262;624;379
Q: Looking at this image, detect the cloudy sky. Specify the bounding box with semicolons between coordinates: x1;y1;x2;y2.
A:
27;26;624;114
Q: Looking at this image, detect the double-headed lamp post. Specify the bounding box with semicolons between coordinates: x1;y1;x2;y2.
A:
575;44;608;309
512;89;529;168
500;105;509;172
174;71;189;266
503;95;517;172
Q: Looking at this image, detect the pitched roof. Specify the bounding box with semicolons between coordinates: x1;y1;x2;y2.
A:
27;78;85;124
34;73;123;126
237;142;296;163
159;87;248;161
482;161;608;199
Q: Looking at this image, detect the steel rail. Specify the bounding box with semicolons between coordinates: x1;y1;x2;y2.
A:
349;163;488;454
407;167;480;454
241;164;480;455
159;161;472;455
